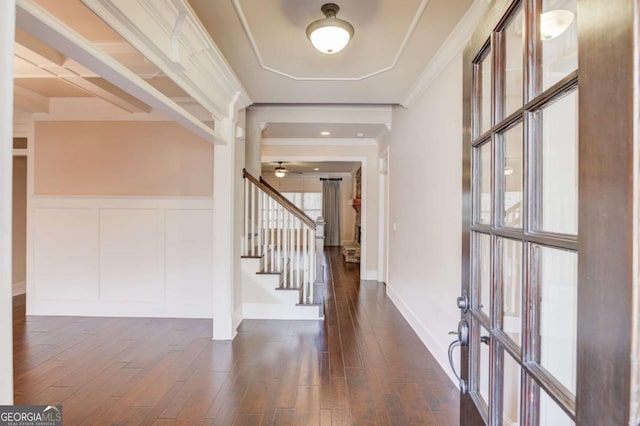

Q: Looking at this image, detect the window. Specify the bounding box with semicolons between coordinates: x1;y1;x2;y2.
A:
282;192;322;221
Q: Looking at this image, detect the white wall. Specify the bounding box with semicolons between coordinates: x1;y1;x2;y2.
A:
381;52;463;382
27;119;216;319
28;196;214;318
262;141;379;280
262;172;356;245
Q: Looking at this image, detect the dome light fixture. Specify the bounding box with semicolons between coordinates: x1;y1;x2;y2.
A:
306;3;354;54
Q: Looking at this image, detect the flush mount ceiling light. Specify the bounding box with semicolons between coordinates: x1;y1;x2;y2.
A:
306;3;354;54
321;131;331;136
540;9;574;41
275;162;288;178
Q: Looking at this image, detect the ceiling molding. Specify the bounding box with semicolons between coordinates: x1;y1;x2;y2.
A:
232;0;431;81
33;97;183;122
14;86;50;113
16;0;219;143
81;0;251;119
61;76;152;113
262;138;378;146
401;0;490;107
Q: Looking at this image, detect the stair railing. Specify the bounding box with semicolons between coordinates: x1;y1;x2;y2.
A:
242;169;324;306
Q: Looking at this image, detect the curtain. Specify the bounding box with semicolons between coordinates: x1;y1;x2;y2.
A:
322;180;341;246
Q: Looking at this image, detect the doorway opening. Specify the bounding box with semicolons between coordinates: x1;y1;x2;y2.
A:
12;138;27;301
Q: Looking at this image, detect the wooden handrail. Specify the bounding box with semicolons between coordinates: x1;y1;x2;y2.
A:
243;169;316;229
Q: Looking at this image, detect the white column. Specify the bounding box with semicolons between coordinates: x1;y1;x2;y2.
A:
212;118;236;340
0;0;15;405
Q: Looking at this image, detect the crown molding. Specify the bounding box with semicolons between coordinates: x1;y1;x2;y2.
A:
16;0;219;143
401;0;490;108
81;0;251;120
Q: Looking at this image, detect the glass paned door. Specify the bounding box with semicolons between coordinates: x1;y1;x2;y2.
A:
463;0;580;423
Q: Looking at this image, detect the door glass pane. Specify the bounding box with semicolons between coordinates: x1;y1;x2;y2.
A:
478;141;492;225
502;239;522;345
503;352;521;425
505;8;524;116
542;0;578;91
537;245;577;395
538;90;578;235
476;233;491;317
502;123;523;228
540;388;575;425
479;48;493;134
479;325;491;404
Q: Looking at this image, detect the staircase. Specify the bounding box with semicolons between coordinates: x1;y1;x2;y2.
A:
241;169;324;320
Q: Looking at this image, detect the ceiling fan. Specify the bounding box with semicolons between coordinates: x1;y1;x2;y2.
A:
271;162;302;178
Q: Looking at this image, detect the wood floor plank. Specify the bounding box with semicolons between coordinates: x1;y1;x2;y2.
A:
12;248;459;424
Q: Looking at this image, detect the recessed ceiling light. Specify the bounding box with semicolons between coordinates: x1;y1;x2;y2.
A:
321;131;331;136
356;132;364;138
314;168;320;171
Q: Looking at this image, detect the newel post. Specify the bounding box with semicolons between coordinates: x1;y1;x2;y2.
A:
314;217;325;311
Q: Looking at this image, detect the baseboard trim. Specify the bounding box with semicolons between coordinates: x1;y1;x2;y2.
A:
12;281;26;296
28;300;213;319
232;307;243;332
386;283;460;389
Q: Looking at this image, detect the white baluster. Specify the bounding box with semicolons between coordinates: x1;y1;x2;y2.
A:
244;178;249;256
310;226;315;304
250;182;256;256
270;197;275;272
283;211;288;288
302;224;308;304
257;187;263;257
263;192;268;261
289;212;295;289
296;220;301;290
277;204;282;272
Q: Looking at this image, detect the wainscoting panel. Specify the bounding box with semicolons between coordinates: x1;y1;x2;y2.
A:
34;208;100;301
165;209;213;310
99;209;161;303
29;197;213;318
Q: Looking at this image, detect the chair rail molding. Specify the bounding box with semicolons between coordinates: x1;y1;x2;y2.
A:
81;0;252;122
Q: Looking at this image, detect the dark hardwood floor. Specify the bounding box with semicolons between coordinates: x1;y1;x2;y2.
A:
12;247;459;425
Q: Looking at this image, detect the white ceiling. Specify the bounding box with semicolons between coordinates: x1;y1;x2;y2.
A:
188;0;475;104
15;0;479;145
262;122;387;139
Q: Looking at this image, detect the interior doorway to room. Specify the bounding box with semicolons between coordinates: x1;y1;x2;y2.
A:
260;161;362;265
12;138;27;300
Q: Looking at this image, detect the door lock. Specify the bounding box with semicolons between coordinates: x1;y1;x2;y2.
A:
448;319;469;394
457;294;469;312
